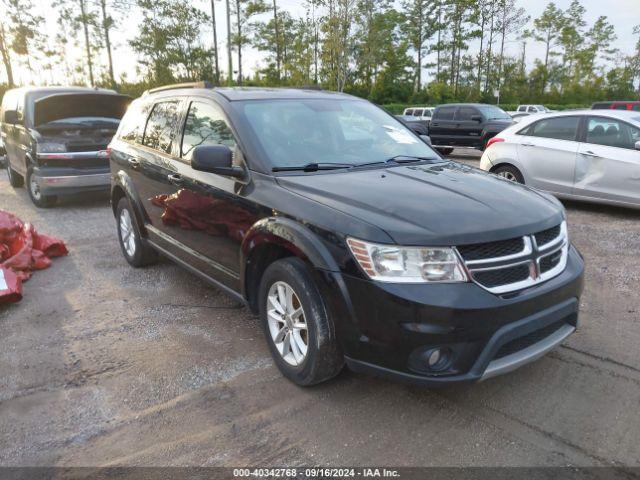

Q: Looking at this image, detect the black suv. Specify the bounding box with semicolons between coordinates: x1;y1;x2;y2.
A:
110;84;584;386
1;87;130;207
428;103;514;151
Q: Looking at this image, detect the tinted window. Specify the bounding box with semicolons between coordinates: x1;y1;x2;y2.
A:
476;105;511;120
528;106;536;112
413;109;423;117
181;101;237;159
119;102;149;143
435;106;455;120
521;116;579;141
143;101;180;153
404;109;413;116
586;117;640;150
518;106;526;112
455;107;479;121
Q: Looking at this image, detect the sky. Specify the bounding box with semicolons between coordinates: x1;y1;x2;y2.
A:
4;0;640;86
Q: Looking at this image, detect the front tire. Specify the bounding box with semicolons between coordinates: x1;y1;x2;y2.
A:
6;163;24;188
493;165;525;184
26;167;57;208
116;197;158;267
259;257;343;386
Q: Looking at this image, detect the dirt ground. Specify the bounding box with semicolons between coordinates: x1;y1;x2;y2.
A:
1;152;640;467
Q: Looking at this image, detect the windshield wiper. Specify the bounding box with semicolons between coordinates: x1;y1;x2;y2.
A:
272;162;354;172
355;155;437;168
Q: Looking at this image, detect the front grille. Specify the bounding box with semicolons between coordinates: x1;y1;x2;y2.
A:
473;264;530;288
494;320;567;359
457;237;524;261
66;144;108;152
457;222;567;294
535;225;561;247
540;250;562;273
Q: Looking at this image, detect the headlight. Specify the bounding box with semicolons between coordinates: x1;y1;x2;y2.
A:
347;238;468;283
37;143;67;153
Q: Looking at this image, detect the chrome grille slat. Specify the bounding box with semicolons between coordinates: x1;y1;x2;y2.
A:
456;222;568;294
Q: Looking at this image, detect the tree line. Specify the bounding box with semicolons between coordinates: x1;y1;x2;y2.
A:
1;0;639;106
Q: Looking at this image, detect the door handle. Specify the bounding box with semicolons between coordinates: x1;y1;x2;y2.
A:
128;158;140;169
582;150;600;158
167;173;183;186
432;123;440;127
521;142;535;147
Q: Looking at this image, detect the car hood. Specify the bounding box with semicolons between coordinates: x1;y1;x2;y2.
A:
33;93;131;127
276;162;564;246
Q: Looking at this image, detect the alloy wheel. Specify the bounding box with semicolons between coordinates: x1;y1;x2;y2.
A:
498;171;517;182
29;176;42;200
266;281;309;366
119;208;137;258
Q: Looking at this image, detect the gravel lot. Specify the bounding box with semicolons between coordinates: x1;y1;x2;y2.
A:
1;151;640;467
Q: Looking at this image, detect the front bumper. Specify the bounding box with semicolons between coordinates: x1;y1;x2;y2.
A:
33;166;110;196
332;245;585;386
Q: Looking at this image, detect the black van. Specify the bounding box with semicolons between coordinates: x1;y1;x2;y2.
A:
0;87;130;207
110;84;584;387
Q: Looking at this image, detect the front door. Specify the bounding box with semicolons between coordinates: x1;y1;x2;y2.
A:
574;116;640;206
516;116;580;194
155;99;259;290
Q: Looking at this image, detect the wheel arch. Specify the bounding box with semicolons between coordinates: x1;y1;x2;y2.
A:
240;217;340;314
111;170;150;235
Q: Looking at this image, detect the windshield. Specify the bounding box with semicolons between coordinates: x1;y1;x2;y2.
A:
476;105;511;120
241;99;439;170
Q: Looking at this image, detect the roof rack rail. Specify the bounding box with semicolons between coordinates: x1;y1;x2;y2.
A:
144;81;213;95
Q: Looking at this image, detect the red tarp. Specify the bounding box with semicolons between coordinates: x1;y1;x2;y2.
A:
0;210;68;305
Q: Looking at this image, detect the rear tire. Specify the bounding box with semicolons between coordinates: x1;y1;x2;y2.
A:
493;165;525;184
259;257;343;386
6;163;24;188
26;167;57;208
116;197;158;267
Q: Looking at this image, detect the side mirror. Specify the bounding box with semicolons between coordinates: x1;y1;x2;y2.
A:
635;141;640;151
420;134;432;146
4;110;19;125
470;115;483;123
0;143;6;156
191;145;245;178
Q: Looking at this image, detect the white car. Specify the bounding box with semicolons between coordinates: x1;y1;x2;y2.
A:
480;110;640;209
402;107;434;122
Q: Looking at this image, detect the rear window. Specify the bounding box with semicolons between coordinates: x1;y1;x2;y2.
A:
435;106;455;120
518;116;579;141
142;101;180;154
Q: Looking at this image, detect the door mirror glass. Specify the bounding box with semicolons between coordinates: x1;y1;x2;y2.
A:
471;115;483;122
191;145;244;178
4;110;19;124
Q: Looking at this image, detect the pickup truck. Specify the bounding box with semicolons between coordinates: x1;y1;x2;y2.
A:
427;103;514;151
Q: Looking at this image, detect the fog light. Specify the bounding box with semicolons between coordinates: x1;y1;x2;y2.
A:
428;349;441;367
423;347;451;371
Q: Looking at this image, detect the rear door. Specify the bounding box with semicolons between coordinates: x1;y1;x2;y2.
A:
574;116;640;206
454;106;483;146
516;116;580;193
429;106;457;145
133;99;186;244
